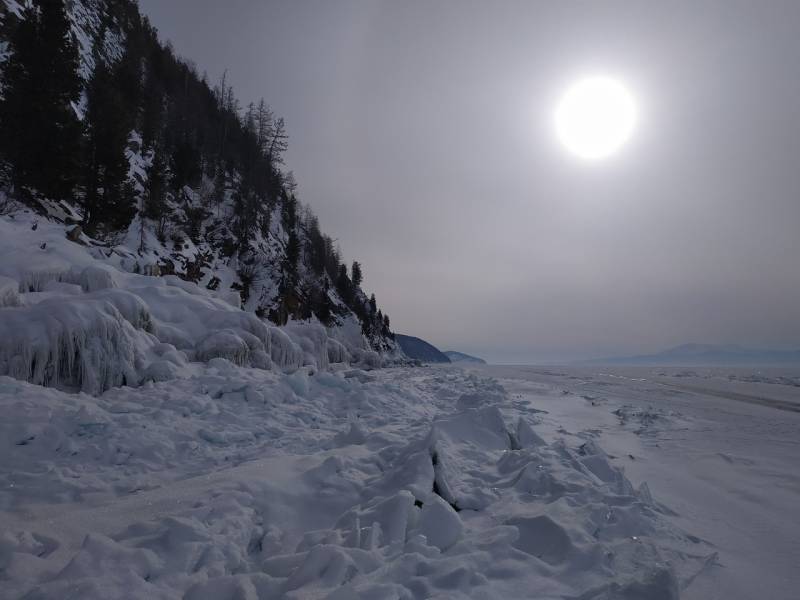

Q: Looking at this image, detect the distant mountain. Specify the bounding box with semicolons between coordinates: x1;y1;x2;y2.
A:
395;335;451;363
583;343;800;366
444;351;487;364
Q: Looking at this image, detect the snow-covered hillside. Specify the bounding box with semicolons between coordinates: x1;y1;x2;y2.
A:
0;0;399;353
0;208;387;395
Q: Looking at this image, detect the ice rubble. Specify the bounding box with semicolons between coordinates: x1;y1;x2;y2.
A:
0;212;378;393
0;367;712;599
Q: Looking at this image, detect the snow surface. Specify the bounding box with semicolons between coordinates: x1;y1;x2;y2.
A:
0;365;711;599
467;365;800;600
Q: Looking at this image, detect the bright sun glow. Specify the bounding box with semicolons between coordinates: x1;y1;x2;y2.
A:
555;76;637;160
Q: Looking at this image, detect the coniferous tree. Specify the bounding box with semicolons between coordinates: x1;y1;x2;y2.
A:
282;194;300;286
114;16;145;110
259;202;272;238
383;313;391;335
336;264;352;303
170;137;201;193
0;0;82;200
244;102;256;136
144;144;170;240
255;99;273;154
83;53;137;231
312;282;334;325
324;237;340;279
141;62;165;150
351;261;363;288
211;167;227;216
305;216;327;276
232;183;258;249
285;227;300;282
265;116;288;173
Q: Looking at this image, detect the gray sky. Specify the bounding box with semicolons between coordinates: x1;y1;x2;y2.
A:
139;0;800;363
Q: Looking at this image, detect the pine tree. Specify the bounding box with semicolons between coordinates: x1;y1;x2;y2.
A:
351;261;363;288
255;99;273;154
83;52;137;231
144;145;170;240
0;0;82;200
170;137;201;192
232;183;260;249
266;116;288;169
141;64;165;150
383;313;391;334
244;102;256;136
283;206;300;286
336;264;352;303
206;166;225;217
312;284;334;325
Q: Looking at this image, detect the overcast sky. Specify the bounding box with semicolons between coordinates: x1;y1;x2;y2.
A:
139;0;800;363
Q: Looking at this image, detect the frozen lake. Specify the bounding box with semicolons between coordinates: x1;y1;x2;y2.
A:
2;364;797;598
469;365;800;600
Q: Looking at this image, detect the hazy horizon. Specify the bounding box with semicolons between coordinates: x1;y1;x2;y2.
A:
447;341;800;366
140;0;800;363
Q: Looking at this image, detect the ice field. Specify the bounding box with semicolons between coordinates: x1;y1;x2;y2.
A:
5;362;795;598
472;365;800;600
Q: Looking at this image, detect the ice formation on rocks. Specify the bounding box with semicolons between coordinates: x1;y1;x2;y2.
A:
0;296;151;394
0;212;390;392
0;276;21;307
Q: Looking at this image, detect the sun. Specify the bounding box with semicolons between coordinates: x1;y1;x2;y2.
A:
554;76;637;161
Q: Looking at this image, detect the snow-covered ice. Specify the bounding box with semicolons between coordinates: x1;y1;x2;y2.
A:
0;363;717;599
469;365;800;600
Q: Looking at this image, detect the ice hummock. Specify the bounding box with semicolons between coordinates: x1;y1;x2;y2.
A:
0;366;711;599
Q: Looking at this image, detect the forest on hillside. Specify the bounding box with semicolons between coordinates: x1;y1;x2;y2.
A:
0;0;394;347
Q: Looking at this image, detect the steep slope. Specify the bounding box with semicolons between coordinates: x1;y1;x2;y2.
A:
395;334;451;363
0;0;397;355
